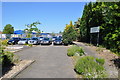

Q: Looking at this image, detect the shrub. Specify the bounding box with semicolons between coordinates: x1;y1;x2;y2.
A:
63;39;69;45
74;56;107;78
0;51;15;66
28;44;33;47
96;58;105;65
67;45;84;56
1;40;8;46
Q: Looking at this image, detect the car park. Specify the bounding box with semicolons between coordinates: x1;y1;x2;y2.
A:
7;37;21;45
28;37;40;45
53;38;63;45
18;38;30;45
41;37;52;45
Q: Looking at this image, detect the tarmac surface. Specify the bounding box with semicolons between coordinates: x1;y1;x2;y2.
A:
14;45;76;78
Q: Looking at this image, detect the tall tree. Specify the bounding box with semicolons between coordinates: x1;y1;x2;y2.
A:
63;21;77;44
3;24;14;34
77;2;120;54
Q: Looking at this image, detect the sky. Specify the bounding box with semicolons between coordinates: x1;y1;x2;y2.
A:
2;2;87;33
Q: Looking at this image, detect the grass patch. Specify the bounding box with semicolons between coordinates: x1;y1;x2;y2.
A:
67;45;84;56
24;43;33;47
96;58;105;66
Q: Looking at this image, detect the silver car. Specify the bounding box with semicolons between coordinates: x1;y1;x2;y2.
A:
28;37;40;45
18;38;30;45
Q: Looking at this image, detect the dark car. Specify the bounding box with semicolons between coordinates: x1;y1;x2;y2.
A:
53;38;63;45
41;37;52;45
7;37;21;45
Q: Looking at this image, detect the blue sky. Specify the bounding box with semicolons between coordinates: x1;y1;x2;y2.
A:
2;2;87;33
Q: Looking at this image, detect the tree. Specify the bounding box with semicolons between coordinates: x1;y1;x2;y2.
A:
51;32;55;36
76;2;120;55
24;21;41;38
62;21;77;44
3;24;14;34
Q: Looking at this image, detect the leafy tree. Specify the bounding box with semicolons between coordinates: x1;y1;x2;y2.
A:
76;2;120;55
63;21;77;44
3;24;14;34
51;32;55;36
24;21;41;38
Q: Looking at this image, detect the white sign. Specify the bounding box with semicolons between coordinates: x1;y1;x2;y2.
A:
90;26;100;33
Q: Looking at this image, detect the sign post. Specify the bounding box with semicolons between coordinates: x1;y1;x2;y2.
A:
90;26;100;46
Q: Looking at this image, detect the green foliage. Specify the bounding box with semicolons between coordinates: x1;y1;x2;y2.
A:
62;21;77;44
75;2;120;55
96;58;105;65
0;51;15;66
24;21;41;37
75;56;107;78
63;39;69;45
1;40;8;46
67;45;84;56
3;24;14;34
51;32;55;36
28;44;33;47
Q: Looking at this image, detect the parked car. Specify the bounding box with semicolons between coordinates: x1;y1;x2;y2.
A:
7;37;21;45
41;37;52;45
18;38;30;45
38;37;44;41
52;36;57;41
28;37;40;45
53;38;63;45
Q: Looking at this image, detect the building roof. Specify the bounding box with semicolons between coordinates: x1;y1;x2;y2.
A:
14;30;24;34
40;33;49;35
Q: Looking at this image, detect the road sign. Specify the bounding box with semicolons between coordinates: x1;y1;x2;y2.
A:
90;26;100;33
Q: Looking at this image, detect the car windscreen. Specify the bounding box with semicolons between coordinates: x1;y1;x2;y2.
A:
21;38;27;40
39;37;43;38
44;38;49;40
55;38;62;40
52;37;57;38
32;38;38;40
12;38;20;40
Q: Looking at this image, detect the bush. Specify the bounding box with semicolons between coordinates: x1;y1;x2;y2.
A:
96;58;105;65
28;44;33;47
75;56;107;78
1;40;8;46
0;51;15;66
63;39;69;45
67;45;84;56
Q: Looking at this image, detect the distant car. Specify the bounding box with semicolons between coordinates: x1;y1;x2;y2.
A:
18;38;30;45
41;37;52;45
53;38;63;45
7;37;21;45
38;37;44;41
28;37;40;45
52;36;57;41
